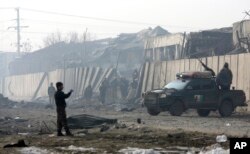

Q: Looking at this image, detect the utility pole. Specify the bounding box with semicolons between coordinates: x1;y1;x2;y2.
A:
16;8;20;54
8;8;28;55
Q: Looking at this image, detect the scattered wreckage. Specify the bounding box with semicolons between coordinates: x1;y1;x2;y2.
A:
143;71;247;117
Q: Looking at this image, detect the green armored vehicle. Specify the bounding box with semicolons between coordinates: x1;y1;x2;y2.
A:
143;71;247;117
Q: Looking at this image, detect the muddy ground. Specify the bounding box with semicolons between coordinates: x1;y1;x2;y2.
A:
0;101;249;153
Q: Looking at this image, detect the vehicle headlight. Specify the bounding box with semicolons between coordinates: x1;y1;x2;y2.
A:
159;94;166;98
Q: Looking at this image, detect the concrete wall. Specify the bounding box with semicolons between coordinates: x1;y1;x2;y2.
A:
140;53;250;110
0;67;114;101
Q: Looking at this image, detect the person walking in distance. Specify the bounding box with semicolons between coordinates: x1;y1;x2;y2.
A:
54;82;73;136
48;83;56;107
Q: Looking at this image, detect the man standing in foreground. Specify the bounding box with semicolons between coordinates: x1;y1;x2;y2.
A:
54;82;73;136
216;62;233;90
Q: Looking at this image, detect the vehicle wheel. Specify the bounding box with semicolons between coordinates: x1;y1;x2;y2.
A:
197;109;210;117
147;108;160;116
219;100;233;117
169;101;184;116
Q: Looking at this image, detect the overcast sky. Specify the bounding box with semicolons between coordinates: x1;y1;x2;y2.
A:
0;0;249;52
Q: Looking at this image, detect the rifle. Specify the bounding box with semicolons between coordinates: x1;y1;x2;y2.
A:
196;57;216;76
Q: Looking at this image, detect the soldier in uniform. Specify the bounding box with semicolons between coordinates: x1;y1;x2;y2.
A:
48;83;56;106
54;82;73;136
216;62;233;90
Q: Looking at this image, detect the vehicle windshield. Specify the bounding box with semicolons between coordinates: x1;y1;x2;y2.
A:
163;80;189;90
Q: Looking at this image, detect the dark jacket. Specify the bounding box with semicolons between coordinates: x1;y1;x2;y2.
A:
54;90;72;108
216;68;233;87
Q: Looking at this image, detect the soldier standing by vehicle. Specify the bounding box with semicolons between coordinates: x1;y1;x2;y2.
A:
54;82;73;136
216;62;233;90
48;83;56;106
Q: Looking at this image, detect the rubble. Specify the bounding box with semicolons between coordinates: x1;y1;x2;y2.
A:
0;94;18;109
100;124;110;132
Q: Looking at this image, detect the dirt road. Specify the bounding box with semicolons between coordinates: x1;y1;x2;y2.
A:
0;107;249;153
1;107;250;137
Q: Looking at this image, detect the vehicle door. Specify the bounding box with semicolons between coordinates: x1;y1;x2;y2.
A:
184;80;203;108
199;79;218;109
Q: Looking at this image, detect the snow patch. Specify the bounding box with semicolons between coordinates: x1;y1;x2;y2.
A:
58;145;96;152
19;147;51;154
119;147;161;154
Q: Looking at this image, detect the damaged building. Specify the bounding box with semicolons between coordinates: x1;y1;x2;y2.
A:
233;19;250;53
144;27;234;61
144;33;186;61
185;27;233;58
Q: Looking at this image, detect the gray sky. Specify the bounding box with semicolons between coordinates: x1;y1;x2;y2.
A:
0;0;249;52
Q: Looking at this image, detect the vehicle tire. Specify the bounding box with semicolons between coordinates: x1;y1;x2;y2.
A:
219;100;233;117
197;109;210;117
169;101;184;116
147;108;160;116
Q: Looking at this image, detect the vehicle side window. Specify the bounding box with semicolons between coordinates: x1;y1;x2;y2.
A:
201;80;214;90
187;81;200;90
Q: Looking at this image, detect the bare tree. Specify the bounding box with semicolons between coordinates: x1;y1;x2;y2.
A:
22;39;32;52
43;30;95;47
43;31;63;47
66;32;80;43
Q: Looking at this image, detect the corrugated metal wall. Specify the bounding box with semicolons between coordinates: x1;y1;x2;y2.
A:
140;53;250;110
0;67;114;101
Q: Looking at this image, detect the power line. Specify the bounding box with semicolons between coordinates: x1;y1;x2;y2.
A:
0;7;15;10
0;19;13;23
21;7;201;29
21;18;150;31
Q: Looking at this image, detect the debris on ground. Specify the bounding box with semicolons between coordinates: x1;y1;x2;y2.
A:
216;135;227;143
76;129;89;134
58;145;96;152
39;121;53;134
137;118;141;124
200;144;229;154
114;122;127;129
67;114;117;129
19;147;50;154
3;139;28;148
14;117;28;123
0;94;18;109
118;147;161;154
100;124;110;132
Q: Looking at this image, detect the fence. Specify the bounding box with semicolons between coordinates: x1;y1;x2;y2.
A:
0;67;115;101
